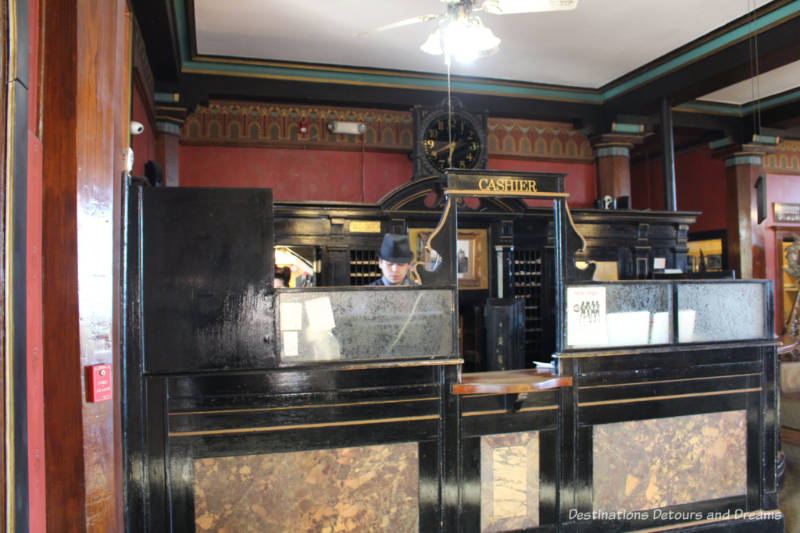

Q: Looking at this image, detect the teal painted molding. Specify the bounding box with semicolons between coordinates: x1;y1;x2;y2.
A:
709;137;734;150
596;146;630;158
724;155;763;167
611;123;644;134
678;87;800;117
156;122;182;136
752;134;780;145
155;92;180;104
602;0;800;101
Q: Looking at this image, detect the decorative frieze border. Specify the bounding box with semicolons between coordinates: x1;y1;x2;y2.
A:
181;102;594;162
765;140;800;174
488;118;594;161
181;102;414;150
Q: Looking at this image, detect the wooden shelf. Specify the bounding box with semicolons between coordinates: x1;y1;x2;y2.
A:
452;368;572;395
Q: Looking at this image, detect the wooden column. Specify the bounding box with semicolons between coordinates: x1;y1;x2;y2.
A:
714;146;772;279
591;129;644;208
41;1;130;531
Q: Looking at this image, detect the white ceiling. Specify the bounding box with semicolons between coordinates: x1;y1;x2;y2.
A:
193;0;784;104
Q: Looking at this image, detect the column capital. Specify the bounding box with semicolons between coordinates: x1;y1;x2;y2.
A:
590;130;645;205
589;132;645;151
155;101;187;136
156;121;182;136
710;136;779;162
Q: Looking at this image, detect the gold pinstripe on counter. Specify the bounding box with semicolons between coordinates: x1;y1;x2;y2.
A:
169;414;439;437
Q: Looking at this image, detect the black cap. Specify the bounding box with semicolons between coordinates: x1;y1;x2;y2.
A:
378;233;413;263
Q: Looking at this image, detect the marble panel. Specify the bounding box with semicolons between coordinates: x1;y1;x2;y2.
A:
480;432;539;532
593;410;747;513
194;442;418;532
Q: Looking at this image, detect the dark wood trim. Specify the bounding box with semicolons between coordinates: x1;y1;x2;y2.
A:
129;0;181;82
41;0;84;528
41;0;129;530
1;0;8;526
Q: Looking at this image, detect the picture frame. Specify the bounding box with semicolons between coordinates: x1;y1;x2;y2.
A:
687;230;728;273
408;228;488;290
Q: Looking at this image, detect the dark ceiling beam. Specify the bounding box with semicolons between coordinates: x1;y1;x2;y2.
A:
173;72;606;125
752;99;800;132
604;14;800;116
130;0;181;83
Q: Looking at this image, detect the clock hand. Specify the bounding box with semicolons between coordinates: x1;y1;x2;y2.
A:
432;141;456;156
447;141;454;168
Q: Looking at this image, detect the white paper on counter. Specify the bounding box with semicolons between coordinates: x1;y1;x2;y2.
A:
305;297;336;330
282;331;299;357
566;286;607;347
279;302;303;331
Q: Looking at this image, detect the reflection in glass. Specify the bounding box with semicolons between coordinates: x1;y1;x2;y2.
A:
277;289;455;362
275;246;316;287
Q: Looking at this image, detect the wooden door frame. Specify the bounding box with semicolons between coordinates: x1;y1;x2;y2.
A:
2;0;30;530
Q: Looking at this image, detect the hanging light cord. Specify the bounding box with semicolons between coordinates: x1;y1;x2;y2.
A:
446;53;453;169
748;0;762;136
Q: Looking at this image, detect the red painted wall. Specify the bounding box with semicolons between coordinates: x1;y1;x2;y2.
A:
131;81;156;178
180;144;597;206
631;146;727;232
675;147;727;232
490;158;596;208
632;146;800;332
180;145;413;203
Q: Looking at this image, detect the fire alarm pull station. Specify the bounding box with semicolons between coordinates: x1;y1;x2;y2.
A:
88;364;112;403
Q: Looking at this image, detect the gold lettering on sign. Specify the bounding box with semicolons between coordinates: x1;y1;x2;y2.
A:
348;220;382;233
477;178;538;193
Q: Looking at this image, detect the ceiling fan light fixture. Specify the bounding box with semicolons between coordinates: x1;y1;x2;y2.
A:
482;0;578;15
420;16;500;63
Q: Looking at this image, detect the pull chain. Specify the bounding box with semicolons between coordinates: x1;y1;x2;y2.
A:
446;53;453;169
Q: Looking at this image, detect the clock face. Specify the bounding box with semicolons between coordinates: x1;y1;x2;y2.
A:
423;113;482;173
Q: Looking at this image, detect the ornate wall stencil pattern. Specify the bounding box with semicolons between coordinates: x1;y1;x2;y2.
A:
487;118;594;162
593;410;747;513
193;443;419;532
480;432;539;532
182;102;414;150
180;102;594;161
765;140;800;173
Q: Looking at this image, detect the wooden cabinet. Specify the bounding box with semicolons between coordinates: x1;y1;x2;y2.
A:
773;227;800;332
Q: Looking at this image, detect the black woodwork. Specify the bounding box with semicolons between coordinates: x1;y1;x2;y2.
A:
483;298;525;370
140;187;276;373
273;180;698;366
123;179;780;533
130;0;181;82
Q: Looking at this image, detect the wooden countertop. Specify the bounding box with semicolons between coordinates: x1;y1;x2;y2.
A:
452;368;572;395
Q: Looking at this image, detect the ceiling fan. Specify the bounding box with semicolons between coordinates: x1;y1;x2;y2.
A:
359;0;578;63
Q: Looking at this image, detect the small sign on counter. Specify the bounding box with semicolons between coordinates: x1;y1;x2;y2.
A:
566;286;607;347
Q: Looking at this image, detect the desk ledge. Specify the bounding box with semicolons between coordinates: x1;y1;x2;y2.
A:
452;369;572;395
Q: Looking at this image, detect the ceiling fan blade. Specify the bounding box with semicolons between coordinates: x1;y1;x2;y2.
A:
356;14;440;37
480;0;578;15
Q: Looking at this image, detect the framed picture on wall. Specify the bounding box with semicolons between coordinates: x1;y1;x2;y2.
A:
409;228;488;290
687;230;728;273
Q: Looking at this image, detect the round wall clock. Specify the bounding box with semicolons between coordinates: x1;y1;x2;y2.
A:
423;112;482;173
411;102;488;179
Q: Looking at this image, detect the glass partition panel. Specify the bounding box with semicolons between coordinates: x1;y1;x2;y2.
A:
277;288;455;362
676;282;766;342
566;282;672;349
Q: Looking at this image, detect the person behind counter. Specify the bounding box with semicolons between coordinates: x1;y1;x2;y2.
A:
370;233;416;286
274;265;291;288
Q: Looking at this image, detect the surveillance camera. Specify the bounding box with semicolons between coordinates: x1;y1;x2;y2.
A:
130;121;144;135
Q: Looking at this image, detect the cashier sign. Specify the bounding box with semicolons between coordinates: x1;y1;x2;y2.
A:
566;286;607;346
